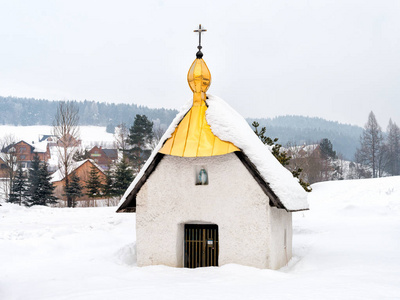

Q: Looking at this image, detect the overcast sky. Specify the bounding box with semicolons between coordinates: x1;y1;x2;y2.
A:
0;0;399;127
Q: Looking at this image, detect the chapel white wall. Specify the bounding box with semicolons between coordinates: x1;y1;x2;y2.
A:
269;207;292;269
136;153;292;269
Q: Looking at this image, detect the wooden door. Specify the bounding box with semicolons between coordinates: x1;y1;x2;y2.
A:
184;224;219;268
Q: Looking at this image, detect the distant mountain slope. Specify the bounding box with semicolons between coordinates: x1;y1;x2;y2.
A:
0;96;178;128
249;116;363;160
1;96;362;160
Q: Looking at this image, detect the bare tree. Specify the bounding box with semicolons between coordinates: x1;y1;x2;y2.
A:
385;119;400;175
355;111;384;178
113;123;129;154
0;134;18;201
52;101;80;207
150;122;166;150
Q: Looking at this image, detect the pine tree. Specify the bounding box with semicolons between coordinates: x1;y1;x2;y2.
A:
64;172;83;207
102;169;115;206
25;154;41;206
113;158;134;198
73;149;90;162
33;162;58;206
319;138;337;160
252;121;311;192
8;164;28;205
355;111;384;178
25;156;57;206
85;164;103;198
126;114;154;171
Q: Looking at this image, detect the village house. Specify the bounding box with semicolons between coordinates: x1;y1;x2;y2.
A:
1;140;50;170
88;146;118;170
0;155;10;178
51;159;106;205
117;29;308;270
38;134;58;146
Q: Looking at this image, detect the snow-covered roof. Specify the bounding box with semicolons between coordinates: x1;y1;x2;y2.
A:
118;95;308;212
0;152;7;163
50;159;104;183
32;141;48;153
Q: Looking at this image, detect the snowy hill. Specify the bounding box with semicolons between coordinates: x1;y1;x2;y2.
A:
0;125;115;148
1;177;399;299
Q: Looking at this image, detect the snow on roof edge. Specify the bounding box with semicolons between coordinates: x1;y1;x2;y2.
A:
50;159;105;183
205;95;308;211
118;95;308;211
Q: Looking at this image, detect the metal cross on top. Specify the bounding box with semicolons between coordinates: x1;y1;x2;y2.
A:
194;24;207;58
194;24;207;48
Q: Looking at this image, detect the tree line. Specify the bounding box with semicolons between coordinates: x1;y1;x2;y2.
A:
1;96;365;160
4;101;399;206
0;96;177;129
355;111;400;178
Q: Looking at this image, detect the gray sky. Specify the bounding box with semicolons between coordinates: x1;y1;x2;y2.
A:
1;0;399;127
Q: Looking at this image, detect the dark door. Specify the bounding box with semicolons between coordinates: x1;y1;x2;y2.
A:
184;224;219;268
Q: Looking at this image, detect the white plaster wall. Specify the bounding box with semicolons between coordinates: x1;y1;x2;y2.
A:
136;153;292;269
269;207;292;269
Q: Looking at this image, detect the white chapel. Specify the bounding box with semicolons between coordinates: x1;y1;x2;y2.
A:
117;25;309;269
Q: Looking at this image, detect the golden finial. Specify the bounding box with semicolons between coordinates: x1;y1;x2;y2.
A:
187;24;211;105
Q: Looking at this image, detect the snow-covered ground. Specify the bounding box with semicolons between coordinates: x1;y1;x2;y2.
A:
1;176;400;299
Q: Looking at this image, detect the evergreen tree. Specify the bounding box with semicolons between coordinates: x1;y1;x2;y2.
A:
126;114;154;171
25;155;57;206
8;164;28;205
36;162;58;206
252;121;311;192
113;158;134;198
102;169;115;206
85;164;103;198
355;111;384;178
25;154;41;206
319;138;337;160
64;172;84;208
252;122;291;166
73;149;90;162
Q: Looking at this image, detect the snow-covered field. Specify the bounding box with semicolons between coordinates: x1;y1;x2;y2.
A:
0;125;115;148
1;177;400;300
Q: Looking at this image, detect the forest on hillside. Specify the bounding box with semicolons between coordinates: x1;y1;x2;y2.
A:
252;116;363;160
0;96;178;129
0;96;363;159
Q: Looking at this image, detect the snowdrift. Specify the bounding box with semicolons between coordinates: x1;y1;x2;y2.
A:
1;176;400;299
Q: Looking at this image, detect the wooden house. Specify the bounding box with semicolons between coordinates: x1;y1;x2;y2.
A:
0;155;10;178
117;39;309;270
88;146;118;170
1;140;50;170
51;159;106;203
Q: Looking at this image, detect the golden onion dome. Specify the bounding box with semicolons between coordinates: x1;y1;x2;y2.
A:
159;25;239;157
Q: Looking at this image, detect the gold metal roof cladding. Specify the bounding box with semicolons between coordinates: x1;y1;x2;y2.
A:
159;51;239;157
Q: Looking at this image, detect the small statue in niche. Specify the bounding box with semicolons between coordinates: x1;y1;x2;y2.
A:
197;168;208;185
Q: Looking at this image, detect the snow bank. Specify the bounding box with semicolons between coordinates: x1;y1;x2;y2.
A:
1;176;400;299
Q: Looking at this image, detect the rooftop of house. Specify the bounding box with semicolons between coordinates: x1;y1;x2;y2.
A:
119;95;309;212
50;159;104;183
